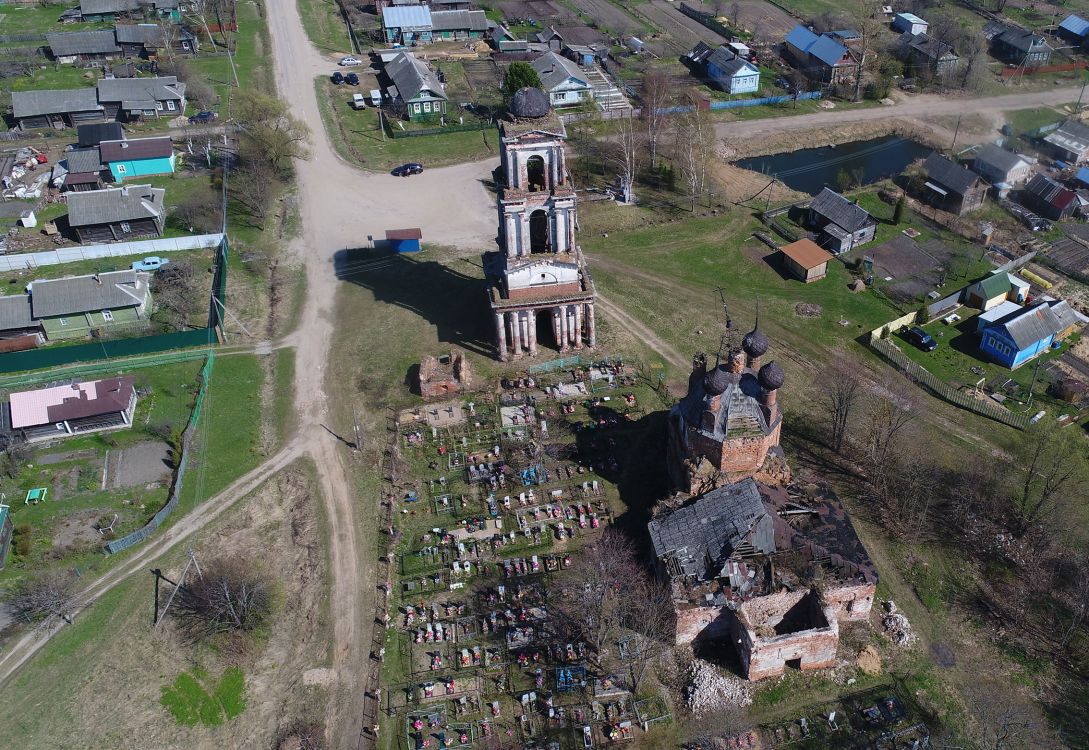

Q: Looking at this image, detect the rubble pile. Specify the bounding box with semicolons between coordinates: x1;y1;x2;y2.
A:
684;659;752;716
881;601;917;647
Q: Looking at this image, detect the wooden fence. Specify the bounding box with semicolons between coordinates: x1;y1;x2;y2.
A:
1000;61;1088;77
869;336;1029;429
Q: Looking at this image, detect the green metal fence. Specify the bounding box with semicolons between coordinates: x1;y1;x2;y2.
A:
0;238;229;375
104;351;215;554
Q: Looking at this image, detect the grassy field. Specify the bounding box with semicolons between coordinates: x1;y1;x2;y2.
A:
314;78;499;171
297;0;351;53
188;0;269;112
1003;105;1068;135
2;458;332;749
0;3;100;35
176;353;265;513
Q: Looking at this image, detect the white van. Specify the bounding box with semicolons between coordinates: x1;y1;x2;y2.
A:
370;89;382;106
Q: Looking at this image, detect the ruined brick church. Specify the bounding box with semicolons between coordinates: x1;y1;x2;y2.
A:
483;87;595;360
651;315;877;681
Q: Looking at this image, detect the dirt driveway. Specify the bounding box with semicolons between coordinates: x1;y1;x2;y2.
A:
733;0;797;37
108;440;172;490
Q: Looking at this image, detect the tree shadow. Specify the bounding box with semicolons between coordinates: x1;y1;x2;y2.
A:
334;247;495;357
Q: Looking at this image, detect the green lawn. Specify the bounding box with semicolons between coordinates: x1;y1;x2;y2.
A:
188;0;268;112
314;77;498;171
1002;106;1067;136
0;3;95;36
297;0;351;53
176;353;265;513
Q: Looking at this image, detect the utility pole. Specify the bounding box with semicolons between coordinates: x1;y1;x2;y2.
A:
951;115;962;151
1027;357;1042;407
352;406;363;452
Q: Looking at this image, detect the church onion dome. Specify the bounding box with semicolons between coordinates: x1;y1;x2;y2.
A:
758;361;785;391
510;87;551;119
742;327;769;358
704;364;731;396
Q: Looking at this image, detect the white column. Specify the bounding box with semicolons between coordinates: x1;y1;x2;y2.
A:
567;306;577;347
551;307;562;349
510;311;521;355
496;312;508;360
510;150;520;190
558;306;569;351
519;213;529;257
586;303;596;348
504;212;516;256
554;209;566;253
551;146;559;188
527;309;538;356
573;304;583;349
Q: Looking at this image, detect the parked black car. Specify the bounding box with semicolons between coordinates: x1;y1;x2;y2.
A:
391;163;424;177
346;72;359;85
331;71;345;85
903;326;938;352
188;111;217;124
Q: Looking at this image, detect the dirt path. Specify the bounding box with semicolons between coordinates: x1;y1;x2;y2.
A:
594;292;687;369
717;85;1085;141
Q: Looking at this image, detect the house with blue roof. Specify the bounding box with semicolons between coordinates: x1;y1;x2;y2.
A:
1058;14;1089;44
892;12;927;35
784;24;859;83
979;301;1077;369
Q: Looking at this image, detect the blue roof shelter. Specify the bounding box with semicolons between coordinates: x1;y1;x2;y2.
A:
387;228;422;253
1059;14;1089;41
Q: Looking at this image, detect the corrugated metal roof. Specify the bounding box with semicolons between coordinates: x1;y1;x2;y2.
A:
809;35;850;67
96;76;184;104
430;9;487;31
384;51;445;103
1060;14;1089;37
924;151;983;195
785;24;817;51
65;146;103;173
809;187;875;233
77;122;123;147
991;302;1062;350
1026;173;1077;211
99;136;172;161
9;376;135;429
30;269;148;318
531;51;588;93
974;144;1026;176
11;88;101;118
46;30;120;56
382;4;432;28
0;295;33;331
895;12;926;24
79;0;139;15
64;185;164;230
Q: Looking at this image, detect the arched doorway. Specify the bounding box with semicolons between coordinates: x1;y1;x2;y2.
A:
529;210;549;253
527;155;546;191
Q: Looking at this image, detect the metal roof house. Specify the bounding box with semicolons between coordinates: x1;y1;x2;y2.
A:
77;121;123;147
531;52;592;108
62;146;106;192
784;24;859;83
894;31;959;77
1043;120;1089;164
429;9;487;41
64;184;166;244
95;75;185;121
6;376;137;441
0;295;39;341
706;47;760;94
807;187;877;253
987;22;1052;66
1023;173;1077;220
46;30;121;63
921;152;988;215
28;269;152;339
1058;14;1089;43
99;135;175;181
649;478;774;582
115;23;199;56
979;301;1066;368
383;5;433;44
971;144;1030;186
891;12;927;35
384;51;447;122
12;87;103;130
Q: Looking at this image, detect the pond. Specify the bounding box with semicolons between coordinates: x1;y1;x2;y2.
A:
735;136;931;195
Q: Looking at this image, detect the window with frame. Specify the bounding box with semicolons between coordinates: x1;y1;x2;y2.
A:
423;101;431;113
413;103;421;113
116;164;127;174
59;317;68;326
102;310;114;321
120;221;131;233
156;101;163;111
167;100;175;111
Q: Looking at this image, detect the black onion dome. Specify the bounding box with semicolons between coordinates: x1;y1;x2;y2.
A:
758;361;785;391
510;87;551;118
742;328;769;357
704;364;731;396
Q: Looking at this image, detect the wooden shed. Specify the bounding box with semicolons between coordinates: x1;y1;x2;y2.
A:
780;239;834;283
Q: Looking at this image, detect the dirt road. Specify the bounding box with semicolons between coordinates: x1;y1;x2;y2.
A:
718;85;1085;141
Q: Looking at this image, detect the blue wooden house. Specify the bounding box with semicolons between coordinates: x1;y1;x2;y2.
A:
979;302;1063;368
99;136;175;181
706;47;760;94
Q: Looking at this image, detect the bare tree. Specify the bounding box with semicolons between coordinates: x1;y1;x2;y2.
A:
959;35;989;93
1009;426;1087;539
553;530;640;663
6;570;79;627
639;69;671;168
613;109;640;204
672;96;715;211
968;687;1039;750
818;361;862;453
621;577;674;692
152;259;200;330
862;381;915;499
227;146;277;223
729;1;741;29
171;557;273;641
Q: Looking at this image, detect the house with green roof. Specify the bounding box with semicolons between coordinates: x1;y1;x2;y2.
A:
966;272;1028;311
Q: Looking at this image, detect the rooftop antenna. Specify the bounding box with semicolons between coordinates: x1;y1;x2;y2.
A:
713;287;741;366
